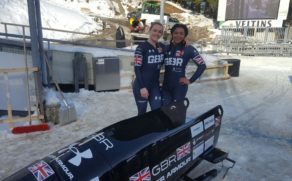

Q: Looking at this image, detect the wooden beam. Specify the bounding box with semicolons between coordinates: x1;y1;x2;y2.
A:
0;67;39;73
205;63;233;69
0;115;44;123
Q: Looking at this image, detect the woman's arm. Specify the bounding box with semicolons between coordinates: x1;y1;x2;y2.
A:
187;46;206;84
134;45;145;88
134;45;149;98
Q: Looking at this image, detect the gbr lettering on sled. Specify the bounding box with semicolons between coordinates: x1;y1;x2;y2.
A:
4;105;223;181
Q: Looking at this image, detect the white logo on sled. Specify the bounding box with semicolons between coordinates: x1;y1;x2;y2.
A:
90;176;100;181
204;136;214;151
190;122;203;138
68;145;93;166
90;132;114;151
55;157;74;180
204;118;215;130
192;142;204;160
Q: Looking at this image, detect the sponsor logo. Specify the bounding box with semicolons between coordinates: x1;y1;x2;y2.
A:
235;20;272;28
204;136;214;151
166;157;191;178
68;145;93;166
148;49;155;53
204;118;215;130
154;96;161;100
28;160;55;181
172;67;182;72
165;57;183;66
55;157;74;180
155;156;192;181
148;54;163;64
190;122;203;138
192;142;204;160
194;134;204;144
204;129;215;140
89;132;114;151
130;166;151;181
176;142;191;160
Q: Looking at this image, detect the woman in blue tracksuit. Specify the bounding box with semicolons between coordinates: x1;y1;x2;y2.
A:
162;24;206;105
133;22;165;115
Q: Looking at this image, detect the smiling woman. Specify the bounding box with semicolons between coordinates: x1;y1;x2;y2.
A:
162;23;206;106
132;22;165;115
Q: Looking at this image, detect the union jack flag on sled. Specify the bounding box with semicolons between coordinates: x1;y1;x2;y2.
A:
176;142;191;160
129;166;151;181
28;161;54;181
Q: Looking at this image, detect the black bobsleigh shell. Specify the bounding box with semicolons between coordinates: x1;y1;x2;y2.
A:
4;103;223;181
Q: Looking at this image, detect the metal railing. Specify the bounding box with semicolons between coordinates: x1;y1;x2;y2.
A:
2;22;292;56
1;22;95;38
214;26;292;56
0;22;146;50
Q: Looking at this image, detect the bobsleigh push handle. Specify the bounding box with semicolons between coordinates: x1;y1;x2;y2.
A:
218;105;224;117
161;98;190;127
184;98;190;109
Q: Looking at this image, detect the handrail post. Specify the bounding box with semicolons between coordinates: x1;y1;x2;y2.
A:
22;26;32;124
4;23;8;39
284;27;289;43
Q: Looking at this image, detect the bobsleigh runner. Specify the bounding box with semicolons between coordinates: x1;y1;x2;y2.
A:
4;99;235;181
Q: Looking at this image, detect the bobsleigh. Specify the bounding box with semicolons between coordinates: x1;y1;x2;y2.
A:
4;99;235;181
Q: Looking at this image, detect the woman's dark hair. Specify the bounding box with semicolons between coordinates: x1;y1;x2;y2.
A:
170;23;188;37
168;24;188;54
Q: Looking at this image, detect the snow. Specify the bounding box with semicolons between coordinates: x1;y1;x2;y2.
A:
0;0;215;40
165;1;192;13
44;88;60;105
1;56;292;180
45;0;116;18
1;1;292;180
0;0;109;39
171;13;214;28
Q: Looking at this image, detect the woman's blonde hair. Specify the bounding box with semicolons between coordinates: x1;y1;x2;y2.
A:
149;22;163;31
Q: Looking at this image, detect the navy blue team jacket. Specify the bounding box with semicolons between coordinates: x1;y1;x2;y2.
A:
163;43;206;90
133;41;165;89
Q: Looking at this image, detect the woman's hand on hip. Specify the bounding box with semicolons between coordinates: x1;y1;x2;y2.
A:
140;88;149;99
179;77;190;85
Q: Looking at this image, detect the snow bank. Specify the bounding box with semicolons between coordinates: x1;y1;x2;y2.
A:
0;0;102;40
171;13;214;28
